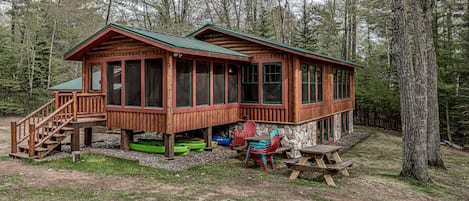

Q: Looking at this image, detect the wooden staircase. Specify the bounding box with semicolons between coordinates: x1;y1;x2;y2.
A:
10;92;105;159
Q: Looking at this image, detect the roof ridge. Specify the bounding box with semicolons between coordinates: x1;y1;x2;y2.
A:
111;23;190;39
190;23;364;68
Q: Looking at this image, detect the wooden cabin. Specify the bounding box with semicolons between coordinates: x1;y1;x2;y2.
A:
10;23;363;159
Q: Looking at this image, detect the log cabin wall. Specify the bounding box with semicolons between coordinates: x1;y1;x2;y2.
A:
83;35;168;132
197;31;355;124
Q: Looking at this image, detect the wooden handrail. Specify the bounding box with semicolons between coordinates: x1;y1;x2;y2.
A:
35;117;73;148
17;99;55;125
77;93;105;97
35;100;73;129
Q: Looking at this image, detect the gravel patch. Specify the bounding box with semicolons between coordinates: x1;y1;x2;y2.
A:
35;126;372;171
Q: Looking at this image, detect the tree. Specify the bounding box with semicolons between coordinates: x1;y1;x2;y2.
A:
391;0;429;182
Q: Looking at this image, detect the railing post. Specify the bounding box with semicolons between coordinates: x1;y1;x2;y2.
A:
54;91;59;110
29;124;35;157
11;122;17;153
73;92;78;121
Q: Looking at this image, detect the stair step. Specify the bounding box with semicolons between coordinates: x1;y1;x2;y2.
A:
18;144;48;152
9;152;35;159
44;140;58;145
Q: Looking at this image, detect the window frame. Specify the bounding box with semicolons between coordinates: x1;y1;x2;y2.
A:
333;67;352;101
301;62;322;105
317;116;334;145
144;58;164;108
262;62;282;104
241;63;259;104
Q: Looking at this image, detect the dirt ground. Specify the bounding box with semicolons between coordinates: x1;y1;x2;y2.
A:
1;117;467;201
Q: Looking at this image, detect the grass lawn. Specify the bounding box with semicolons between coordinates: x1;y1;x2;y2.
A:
1;126;468;201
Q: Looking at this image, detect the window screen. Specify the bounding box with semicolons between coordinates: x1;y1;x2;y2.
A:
196;61;210;105
107;62;122;105
213;63;225;104
176;60;192;107
125;60;141;106
228;64;238;103
145;59;163;107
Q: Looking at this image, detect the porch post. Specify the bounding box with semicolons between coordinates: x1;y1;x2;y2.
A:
71;126;80;152
204;127;213;151
84;127;92;147
120;129;132;151
164;52;175;158
11;122;17;153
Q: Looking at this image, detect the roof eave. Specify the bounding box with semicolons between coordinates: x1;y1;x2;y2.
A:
192;25;365;68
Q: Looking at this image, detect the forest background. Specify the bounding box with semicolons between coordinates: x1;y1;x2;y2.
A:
0;0;467;146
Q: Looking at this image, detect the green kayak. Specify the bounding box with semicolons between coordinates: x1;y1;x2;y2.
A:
138;139;206;152
128;142;190;156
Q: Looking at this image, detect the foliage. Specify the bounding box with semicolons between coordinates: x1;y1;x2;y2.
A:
14;128;469;200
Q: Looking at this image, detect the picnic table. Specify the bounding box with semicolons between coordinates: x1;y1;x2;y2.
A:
285;145;353;186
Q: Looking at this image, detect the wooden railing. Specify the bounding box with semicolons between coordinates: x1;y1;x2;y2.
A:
11;92;106;156
10;99;55;154
77;93;105;118
55;92;105;118
30;99;74;156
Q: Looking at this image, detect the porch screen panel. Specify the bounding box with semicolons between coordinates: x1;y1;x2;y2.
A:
90;64;101;91
176;60;192;107
213;63;225;104
241;64;258;103
262;62;282;104
228;64;238;103
196;61;210;106
125;60;141;106
145;59;163;107
107;62;121;105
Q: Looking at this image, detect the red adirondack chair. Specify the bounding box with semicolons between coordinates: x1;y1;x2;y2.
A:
245;133;280;172
231;120;256;149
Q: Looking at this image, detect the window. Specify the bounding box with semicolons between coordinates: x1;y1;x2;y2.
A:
176;60;192;107
241;64;258;103
213;63;225;104
341;112;350;136
301;64;308;103
125;60;141;106
317;116;333;144
302;63;322;104
107;62;121;105
90;64;101;91
263;62;282;104
334;68;351;100
145;59;163;107
228;64;238;103
196;61;210;106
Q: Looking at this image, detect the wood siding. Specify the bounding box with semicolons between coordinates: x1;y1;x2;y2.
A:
107;110;166;132
74;30;356;134
197;32;283;55
173;107;239;133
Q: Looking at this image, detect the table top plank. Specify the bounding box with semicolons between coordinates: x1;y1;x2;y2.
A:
299;145;342;155
244;135;269;142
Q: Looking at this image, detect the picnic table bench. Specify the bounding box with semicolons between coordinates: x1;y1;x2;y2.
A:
285;145;353;186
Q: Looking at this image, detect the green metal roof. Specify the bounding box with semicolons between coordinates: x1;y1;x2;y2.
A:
188;24;364;68
48;77;82;91
64;23;250;59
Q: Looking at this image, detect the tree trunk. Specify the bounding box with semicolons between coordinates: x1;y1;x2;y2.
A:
392;0;429;182
424;0;445;168
47;0;60;89
410;0;429;181
446;102;452;143
105;0;112;25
